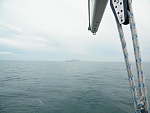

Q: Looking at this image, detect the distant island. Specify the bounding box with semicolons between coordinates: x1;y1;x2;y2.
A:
65;59;80;62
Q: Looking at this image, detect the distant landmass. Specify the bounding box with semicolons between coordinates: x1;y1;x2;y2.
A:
65;59;80;62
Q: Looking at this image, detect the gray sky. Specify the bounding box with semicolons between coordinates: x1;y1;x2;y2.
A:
0;0;150;61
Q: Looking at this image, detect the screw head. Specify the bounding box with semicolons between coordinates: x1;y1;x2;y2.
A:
120;15;123;19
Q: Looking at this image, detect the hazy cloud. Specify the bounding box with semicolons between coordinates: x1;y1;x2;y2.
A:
0;52;14;55
0;0;150;61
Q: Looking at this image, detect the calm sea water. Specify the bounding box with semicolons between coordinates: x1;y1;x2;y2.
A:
0;61;150;113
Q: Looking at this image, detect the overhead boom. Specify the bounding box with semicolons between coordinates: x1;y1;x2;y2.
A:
88;0;108;34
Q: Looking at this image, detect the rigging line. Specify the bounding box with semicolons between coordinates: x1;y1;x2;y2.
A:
127;0;149;112
116;1;149;112
88;0;91;30
116;22;138;112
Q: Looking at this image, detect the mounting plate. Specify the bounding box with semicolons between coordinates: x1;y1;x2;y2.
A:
110;0;129;25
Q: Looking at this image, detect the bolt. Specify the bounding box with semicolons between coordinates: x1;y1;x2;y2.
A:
120;15;123;19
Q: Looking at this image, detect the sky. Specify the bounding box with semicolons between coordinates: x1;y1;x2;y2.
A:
0;0;150;61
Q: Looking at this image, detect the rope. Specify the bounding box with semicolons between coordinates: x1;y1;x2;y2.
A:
127;0;149;112
128;1;149;111
116;1;149;112
88;0;91;30
117;22;138;112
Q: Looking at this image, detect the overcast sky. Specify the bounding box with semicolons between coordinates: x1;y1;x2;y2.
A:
0;0;150;61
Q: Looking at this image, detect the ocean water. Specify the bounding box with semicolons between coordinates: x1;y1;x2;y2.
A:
0;61;150;113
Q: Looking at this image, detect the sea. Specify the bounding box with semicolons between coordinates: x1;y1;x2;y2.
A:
0;61;150;113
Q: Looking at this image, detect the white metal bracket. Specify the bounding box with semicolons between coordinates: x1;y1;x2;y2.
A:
110;0;129;25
